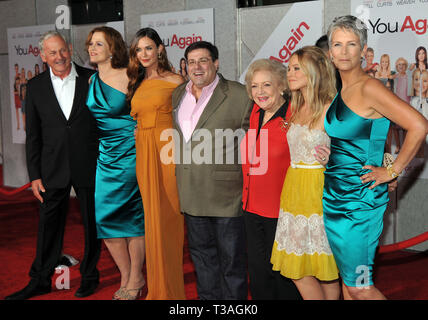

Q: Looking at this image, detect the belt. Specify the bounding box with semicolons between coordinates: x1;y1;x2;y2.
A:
290;162;324;169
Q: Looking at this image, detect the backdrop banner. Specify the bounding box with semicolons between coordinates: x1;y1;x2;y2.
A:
239;0;324;83
351;0;428;179
140;8;214;78
7;24;54;144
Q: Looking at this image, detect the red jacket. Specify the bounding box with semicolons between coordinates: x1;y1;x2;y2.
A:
240;102;291;218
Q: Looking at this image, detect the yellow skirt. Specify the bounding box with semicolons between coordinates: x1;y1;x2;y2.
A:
271;165;339;281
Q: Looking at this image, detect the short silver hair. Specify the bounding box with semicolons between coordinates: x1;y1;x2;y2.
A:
39;30;68;53
327;15;367;50
244;58;288;100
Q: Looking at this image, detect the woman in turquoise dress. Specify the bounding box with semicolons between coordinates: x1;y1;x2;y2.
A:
324;15;428;300
86;27;145;300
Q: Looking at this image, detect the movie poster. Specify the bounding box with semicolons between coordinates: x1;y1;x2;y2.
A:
351;0;428;179
140;8;214;80
239;0;324;83
7;24;54;144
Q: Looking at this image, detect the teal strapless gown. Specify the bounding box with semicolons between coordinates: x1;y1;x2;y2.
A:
86;73;144;239
323;92;390;287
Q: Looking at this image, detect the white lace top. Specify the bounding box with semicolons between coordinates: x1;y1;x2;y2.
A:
274;123;334;256
287;123;330;165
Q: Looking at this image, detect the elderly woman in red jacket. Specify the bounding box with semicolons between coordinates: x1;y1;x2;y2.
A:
241;59;329;300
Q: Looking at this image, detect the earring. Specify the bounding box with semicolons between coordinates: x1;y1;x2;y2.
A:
109;56;112;60
158;53;161;59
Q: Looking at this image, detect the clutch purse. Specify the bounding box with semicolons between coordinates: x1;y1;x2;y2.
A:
383;152;400;178
383;152;394;168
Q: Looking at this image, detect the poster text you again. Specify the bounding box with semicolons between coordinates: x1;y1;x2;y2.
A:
269;21;310;64
369;15;427;35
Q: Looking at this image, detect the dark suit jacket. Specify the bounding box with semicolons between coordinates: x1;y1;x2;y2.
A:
172;74;252;217
25;63;98;189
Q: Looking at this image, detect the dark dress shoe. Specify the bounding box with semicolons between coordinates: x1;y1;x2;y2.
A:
74;280;99;298
55;254;79;269
4;281;51;300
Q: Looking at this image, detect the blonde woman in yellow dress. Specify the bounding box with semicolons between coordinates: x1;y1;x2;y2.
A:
271;46;339;300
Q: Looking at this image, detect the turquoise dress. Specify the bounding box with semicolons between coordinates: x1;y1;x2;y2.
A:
323;92;390;287
86;73;144;239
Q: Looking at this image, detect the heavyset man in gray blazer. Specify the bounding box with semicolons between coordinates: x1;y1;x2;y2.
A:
172;41;252;299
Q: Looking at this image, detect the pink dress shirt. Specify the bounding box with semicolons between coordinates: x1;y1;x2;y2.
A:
395;74;410;103
177;75;220;142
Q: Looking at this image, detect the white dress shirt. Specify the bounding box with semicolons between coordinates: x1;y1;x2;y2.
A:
49;63;78;120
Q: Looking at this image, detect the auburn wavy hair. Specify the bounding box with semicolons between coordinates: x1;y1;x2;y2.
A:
126;28;173;105
85;26;128;69
288;46;337;129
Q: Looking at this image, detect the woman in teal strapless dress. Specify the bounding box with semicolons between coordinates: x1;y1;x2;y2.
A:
324;16;428;300
86;27;146;300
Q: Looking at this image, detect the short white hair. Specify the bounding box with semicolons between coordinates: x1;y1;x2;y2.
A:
39;31;68;53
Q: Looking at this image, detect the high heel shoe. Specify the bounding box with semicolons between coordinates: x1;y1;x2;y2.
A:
112;287;126;300
120;287;143;300
117;280;146;300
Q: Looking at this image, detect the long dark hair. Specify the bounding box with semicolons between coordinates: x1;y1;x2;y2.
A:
415;46;427;70
126;28;172;105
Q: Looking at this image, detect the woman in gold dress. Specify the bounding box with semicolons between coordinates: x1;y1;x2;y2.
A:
126;27;186;300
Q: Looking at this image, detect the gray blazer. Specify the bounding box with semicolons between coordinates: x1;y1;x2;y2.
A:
172;74;252;217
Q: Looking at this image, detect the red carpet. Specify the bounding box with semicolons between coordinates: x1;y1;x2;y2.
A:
0;180;427;300
0;192;198;300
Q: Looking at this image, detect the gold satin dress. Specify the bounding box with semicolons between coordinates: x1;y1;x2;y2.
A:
131;79;186;300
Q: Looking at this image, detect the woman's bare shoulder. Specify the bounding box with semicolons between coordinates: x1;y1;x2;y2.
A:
162;71;184;85
361;76;386;97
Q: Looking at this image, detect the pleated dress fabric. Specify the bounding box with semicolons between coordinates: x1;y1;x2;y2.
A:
131;79;186;300
86;73;144;239
323;92;390;287
271;123;339;281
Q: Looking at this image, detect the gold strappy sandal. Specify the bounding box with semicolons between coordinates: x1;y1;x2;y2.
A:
112;287;126;300
119;287;144;300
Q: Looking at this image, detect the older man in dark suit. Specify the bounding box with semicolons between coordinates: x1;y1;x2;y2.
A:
5;31;101;300
172;41;252;300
